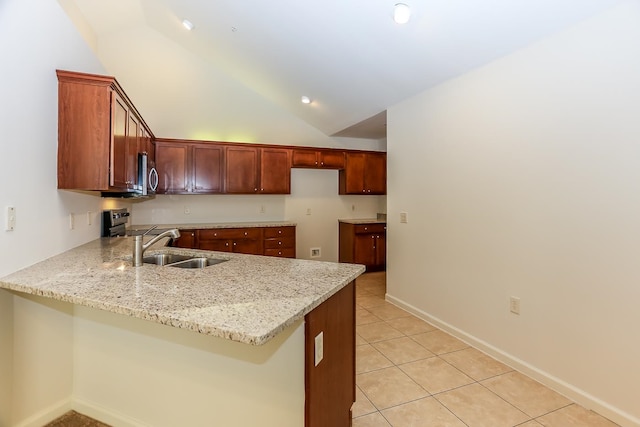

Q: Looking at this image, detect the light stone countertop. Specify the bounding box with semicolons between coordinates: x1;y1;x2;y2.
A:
338;218;387;224
0;237;364;345
129;221;297;232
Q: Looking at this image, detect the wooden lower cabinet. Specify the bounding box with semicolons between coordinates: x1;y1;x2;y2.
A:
170;225;296;258
305;281;355;427
339;221;386;271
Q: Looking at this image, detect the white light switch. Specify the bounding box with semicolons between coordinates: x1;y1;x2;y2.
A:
400;211;408;223
6;206;16;231
314;331;324;366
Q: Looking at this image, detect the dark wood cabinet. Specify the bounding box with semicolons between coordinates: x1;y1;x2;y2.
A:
339;222;386;271
171;229;196;248
263;226;296;258
305;281;355;427
169;225;296;258
292;148;345;169
225;145;291;194
197;228;264;255
155;140;224;194
339;152;386;195
56;70;153;193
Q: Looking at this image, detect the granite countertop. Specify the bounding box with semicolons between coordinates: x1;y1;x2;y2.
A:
129;221;297;233
338;218;387;224
0;237;364;345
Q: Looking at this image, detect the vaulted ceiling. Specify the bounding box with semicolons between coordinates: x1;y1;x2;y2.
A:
58;0;623;140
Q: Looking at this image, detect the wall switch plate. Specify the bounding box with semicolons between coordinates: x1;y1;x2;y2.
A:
510;296;521;315
260;205;266;214
5;206;16;231
400;212;408;223
314;331;324;366
69;213;75;230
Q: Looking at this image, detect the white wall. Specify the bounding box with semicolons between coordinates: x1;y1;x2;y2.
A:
387;2;640;426
0;0;111;424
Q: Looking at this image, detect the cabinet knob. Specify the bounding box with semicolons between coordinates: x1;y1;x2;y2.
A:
244;232;248;236
278;230;282;234
364;227;368;231
225;242;229;246
233;242;237;246
278;251;282;255
278;241;282;245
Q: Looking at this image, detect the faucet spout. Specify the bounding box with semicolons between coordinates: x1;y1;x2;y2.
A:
133;228;181;267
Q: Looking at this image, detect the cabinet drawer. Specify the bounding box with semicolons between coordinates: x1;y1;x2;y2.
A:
264;248;296;258
264;226;295;238
198;228;263;240
264;237;295;249
354;223;386;234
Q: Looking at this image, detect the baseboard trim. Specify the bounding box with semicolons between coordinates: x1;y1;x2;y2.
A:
385;294;640;427
72;397;148;427
13;398;72;427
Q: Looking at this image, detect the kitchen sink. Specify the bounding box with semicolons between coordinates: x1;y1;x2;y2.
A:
143;253;228;268
143;253;194;266
169;257;228;268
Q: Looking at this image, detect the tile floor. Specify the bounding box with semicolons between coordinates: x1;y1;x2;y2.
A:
353;272;619;427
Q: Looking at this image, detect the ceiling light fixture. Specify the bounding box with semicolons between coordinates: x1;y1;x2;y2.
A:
301;96;312;104
393;3;411;24
182;19;194;31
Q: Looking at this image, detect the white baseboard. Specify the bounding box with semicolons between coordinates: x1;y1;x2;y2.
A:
72;397;148;427
13;398;72;427
385;293;640;427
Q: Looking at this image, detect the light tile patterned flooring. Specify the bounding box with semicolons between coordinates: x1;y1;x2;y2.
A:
353;272;619;427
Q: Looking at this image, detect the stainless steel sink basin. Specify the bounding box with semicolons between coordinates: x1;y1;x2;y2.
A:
142;253;228;269
143;253;194;266
169;257;228;269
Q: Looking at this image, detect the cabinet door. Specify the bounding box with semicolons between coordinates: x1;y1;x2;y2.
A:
291;149;319;168
111;93;128;189
375;233;386;270
193;144;224;193
225;146;259;193
364;153;387;194
354;234;377;268
319;150;345;169
156;142;189;193
126;113;140;190
232;239;263;255
171;230;196;248
260;148;291;194
340;153;366;194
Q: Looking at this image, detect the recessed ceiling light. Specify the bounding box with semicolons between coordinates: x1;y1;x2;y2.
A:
182;19;194;31
393;3;411;24
301;96;312;104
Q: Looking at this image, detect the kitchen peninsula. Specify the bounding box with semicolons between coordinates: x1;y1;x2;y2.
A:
0;237;364;427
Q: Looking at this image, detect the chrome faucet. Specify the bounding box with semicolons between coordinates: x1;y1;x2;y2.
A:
133;226;181;267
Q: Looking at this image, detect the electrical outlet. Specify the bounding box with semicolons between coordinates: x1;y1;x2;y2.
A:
306;208;311;215
260;205;266;214
5;206;16;231
310;247;321;258
184;206;191;215
314;331;324;366
87;211;93;226
510;296;521;315
351;204;356;211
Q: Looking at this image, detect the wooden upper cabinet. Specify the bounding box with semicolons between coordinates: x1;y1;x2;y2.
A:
225;145;259;193
56;69;154;193
225;145;291;194
260;147;291;194
192;144;224;193
339;152;386;195
155;140;224;194
156;142;189;193
291;148;345;169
